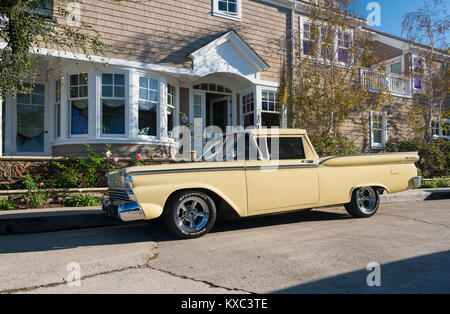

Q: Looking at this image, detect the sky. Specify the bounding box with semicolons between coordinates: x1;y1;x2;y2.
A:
358;0;425;38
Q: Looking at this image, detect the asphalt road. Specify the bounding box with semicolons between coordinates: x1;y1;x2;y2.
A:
0;200;449;294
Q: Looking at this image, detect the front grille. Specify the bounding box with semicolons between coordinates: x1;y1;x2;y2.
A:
108;189;130;202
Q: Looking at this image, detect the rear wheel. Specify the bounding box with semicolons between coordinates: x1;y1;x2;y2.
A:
164;191;217;239
345;187;380;218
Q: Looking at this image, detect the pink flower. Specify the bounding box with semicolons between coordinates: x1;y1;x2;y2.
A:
136;154;142;160
113;157;119;163
39;182;44;187
56;170;61;175
105;150;112;158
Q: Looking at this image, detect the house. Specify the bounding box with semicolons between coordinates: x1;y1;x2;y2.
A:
0;0;448;158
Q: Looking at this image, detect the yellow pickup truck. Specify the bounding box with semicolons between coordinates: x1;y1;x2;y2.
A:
103;129;421;239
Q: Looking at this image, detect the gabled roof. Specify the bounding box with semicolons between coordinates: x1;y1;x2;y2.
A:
188;30;269;79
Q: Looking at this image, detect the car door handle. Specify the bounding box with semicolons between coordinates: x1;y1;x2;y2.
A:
301;160;314;164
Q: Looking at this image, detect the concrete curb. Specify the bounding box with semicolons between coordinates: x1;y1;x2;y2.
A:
0;207;123;236
0;189;448;236
380;188;450;203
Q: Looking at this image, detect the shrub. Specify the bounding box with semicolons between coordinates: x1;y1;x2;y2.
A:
63;195;102;207
385;139;449;178
52;143;119;189
21;175;50;208
435;178;449;188
309;135;360;157
0;199;16;210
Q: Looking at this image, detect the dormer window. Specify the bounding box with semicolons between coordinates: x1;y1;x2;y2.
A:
213;0;241;21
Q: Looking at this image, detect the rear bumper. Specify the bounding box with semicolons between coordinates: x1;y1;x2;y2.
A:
102;199;146;222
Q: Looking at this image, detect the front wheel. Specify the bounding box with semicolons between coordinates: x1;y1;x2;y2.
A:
164;191;217;239
345;187;380;218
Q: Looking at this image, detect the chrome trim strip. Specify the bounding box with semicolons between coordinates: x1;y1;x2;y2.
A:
245;164;318;170
318;152;419;165
129;166;246;175
129;164;319;175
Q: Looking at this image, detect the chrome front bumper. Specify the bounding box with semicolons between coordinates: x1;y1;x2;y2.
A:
413;176;422;188
102;199;146;222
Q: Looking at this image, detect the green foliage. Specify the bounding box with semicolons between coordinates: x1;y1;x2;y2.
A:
277;0;392;136
0;0;108;98
63;195;102;207
435;177;449;188
309;135;360;157
385;139;449;177
0;199;16;210
21;175;50;208
52;143;118;188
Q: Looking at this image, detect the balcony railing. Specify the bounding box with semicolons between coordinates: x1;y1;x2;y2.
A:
360;69;412;98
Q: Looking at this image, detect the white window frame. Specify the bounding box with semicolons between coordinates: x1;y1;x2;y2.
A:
137;74;160;139
370;111;387;149
212;0;242;22
242;92;255;129
68;73;89;137
411;54;426;94
100;72;127;137
299;17;353;67
261;90;280;128
167;83;176;138
431;118;450;140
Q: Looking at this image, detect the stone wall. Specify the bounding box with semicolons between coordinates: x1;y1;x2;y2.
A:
0;157;175;187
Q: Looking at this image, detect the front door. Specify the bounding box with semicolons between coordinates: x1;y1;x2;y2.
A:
14;84;47;155
210;96;230;132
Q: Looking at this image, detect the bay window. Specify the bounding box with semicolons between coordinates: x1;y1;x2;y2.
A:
261;91;280;128
242;93;254;128
69;73;89;136
138;76;159;137
16;84;45;152
101;73;125;135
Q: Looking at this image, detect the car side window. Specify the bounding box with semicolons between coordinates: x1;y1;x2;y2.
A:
262;137;306;160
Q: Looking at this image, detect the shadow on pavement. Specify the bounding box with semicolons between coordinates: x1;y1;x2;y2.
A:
149;209;350;242
270;250;450;294
0;209;349;254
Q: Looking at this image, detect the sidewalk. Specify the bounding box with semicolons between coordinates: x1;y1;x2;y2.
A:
1;188;449;236
0;206;123;235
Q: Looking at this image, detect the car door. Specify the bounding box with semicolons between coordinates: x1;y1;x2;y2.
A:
245;135;319;214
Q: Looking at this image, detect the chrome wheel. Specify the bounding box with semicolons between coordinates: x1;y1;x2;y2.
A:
356;187;378;214
175;196;210;233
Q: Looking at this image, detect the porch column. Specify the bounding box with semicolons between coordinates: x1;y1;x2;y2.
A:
254;85;262;128
128;68;139;139
159;78;168;141
231;91;237;128
60;74;69;139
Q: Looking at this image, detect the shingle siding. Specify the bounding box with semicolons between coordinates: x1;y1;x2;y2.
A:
79;0;291;82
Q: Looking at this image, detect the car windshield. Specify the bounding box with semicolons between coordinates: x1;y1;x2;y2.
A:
197;132;259;162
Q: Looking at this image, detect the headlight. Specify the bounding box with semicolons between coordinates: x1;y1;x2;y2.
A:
123;174;134;191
